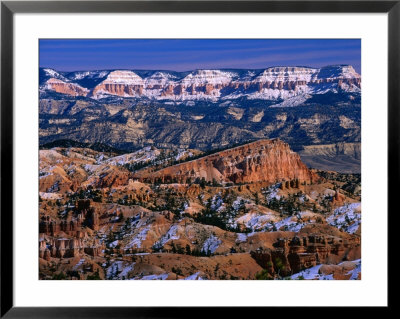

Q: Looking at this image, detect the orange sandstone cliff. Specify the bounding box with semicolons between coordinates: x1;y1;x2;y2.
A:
135;139;318;185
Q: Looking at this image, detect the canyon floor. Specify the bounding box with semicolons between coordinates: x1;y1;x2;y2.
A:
39;139;361;280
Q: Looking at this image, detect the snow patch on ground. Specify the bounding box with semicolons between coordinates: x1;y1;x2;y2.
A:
235;212;275;232
202;234;221;254
126;226;150;249
106;261;135;279
104;147;160;166
73;258;85;271
153;225;180;249
270;94;311;108
211;193;224;211
132;273;169;280
260;212;309;232
182;272;205;280
340;259;361;280
273;214;306;232
290;259;361;280
175;149;193;161
39;192;62;200
232;197;250;212
109;240;119;248
236;233;248;242
327;203;361;234
263;184;281;203
290;264;334;280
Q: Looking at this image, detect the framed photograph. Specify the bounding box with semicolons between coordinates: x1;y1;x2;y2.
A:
1;0;395;316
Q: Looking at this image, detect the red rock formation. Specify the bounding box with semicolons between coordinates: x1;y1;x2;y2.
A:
45;78;89;97
251;233;361;276
136;139;318;185
332;190;346;204
39;234;102;259
93;83;143;97
39;200;99;236
94;169;132;189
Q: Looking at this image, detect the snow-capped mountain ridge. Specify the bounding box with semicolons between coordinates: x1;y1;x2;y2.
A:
40;65;361;104
181;69;238;85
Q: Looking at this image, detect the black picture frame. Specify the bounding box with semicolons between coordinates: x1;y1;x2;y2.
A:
1;0;395;317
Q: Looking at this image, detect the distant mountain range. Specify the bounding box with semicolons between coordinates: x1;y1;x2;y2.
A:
40;65;360;106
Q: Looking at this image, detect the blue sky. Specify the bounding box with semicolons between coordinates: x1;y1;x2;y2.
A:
39;39;361;73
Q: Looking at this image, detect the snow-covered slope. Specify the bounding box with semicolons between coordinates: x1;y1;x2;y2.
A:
252;66;318;83
100;70;144;85
181;69;237;86
144;72;178;86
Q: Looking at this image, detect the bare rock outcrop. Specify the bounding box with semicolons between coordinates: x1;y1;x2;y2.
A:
251;233;361;276
39;234;103;260
136;139;318;185
39;199;99;236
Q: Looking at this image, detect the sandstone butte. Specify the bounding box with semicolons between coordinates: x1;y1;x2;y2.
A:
134;138;318;185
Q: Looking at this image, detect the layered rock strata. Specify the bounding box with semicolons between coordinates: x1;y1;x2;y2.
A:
41;65;361;100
